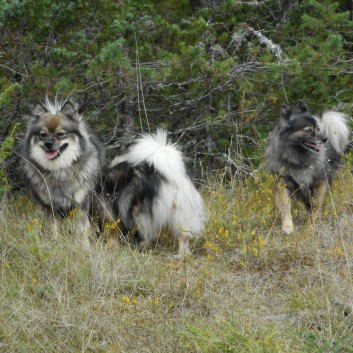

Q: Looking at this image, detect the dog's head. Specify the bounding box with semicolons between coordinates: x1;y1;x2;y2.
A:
26;100;84;170
280;101;327;153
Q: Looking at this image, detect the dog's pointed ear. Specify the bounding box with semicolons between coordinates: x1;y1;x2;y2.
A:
297;100;308;113
61;101;77;119
32;103;47;119
281;104;292;120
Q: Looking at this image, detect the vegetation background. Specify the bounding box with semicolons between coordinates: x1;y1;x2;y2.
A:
1;0;353;352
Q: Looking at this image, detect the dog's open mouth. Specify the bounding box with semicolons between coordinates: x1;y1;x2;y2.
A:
302;141;322;152
46;143;68;160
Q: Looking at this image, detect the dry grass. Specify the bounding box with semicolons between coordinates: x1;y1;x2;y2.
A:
1;164;353;352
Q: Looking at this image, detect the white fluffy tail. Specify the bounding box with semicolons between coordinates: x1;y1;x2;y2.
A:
319;111;350;153
126;129;186;183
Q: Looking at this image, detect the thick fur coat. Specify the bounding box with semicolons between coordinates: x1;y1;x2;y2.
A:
265;101;350;233
22;98;104;238
105;129;205;257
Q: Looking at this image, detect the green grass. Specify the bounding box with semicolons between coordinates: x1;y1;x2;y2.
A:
2;167;353;352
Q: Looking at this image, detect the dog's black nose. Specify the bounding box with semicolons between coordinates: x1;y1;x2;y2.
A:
322;137;327;143
44;141;54;150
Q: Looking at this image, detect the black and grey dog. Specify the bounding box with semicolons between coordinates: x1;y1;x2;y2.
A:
22;97;105;243
102;129;205;258
265;101;350;233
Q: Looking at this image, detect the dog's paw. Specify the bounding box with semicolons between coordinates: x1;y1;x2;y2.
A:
173;250;192;261
282;222;294;234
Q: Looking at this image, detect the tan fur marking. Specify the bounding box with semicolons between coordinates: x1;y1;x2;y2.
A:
104;218;123;247
274;182;294;234
132;203;142;218
42;113;65;132
312;180;328;215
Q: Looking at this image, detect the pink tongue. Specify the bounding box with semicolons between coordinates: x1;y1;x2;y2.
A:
47;151;59;160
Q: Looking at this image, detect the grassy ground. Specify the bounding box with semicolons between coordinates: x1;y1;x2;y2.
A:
1;166;353;352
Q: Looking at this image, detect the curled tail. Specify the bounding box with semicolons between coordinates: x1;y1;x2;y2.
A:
320;111;350;154
126;129;187;183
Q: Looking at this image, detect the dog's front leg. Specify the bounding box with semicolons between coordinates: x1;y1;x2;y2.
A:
312;180;329;216
77;210;91;249
274;182;294;234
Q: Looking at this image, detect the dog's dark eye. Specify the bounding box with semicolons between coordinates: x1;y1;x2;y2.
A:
56;132;66;138
39;132;47;138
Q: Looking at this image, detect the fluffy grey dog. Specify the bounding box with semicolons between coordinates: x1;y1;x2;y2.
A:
22;97;104;241
265;101;350;234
